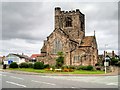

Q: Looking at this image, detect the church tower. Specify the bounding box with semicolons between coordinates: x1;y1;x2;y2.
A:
55;7;85;43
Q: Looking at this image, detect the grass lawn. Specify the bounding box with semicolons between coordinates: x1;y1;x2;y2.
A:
8;68;105;74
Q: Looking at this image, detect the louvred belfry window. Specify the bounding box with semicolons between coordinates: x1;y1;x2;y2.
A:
65;17;72;27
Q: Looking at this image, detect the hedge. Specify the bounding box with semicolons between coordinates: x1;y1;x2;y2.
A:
34;62;44;69
19;62;28;68
9;62;18;68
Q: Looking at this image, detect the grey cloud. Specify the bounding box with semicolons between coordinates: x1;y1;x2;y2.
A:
1;2;118;55
2;2;53;40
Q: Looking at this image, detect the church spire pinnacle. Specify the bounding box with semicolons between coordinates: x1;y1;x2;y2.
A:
94;30;95;36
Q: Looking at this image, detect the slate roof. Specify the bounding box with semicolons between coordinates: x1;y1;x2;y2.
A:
7;53;29;59
80;36;95;47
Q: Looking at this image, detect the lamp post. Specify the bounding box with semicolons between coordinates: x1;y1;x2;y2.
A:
104;44;108;74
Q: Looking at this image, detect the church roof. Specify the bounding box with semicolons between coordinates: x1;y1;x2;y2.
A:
80;36;94;46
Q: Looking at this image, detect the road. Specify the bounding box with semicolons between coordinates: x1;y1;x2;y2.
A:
0;71;119;90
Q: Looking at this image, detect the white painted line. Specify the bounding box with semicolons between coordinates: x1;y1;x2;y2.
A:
0;74;6;76
71;87;76;88
10;76;24;80
31;80;56;86
106;83;118;86
6;81;26;87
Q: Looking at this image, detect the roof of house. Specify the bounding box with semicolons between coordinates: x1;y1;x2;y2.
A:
80;36;94;47
30;54;42;58
7;53;29;59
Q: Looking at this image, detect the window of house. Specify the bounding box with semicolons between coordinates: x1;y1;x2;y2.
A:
73;55;80;63
53;38;62;54
65;17;72;27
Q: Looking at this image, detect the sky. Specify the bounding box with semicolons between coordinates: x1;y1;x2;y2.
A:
0;1;119;56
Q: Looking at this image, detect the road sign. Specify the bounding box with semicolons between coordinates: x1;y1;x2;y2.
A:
4;61;8;64
8;60;13;65
104;62;109;66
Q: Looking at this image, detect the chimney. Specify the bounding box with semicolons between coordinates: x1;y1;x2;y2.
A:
104;51;107;57
112;51;115;57
104;51;105;57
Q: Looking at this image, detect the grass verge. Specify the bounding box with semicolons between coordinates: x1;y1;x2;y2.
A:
8;68;105;74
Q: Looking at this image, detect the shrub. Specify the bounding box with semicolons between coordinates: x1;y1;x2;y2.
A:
69;66;76;69
34;62;44;69
62;68;74;72
61;65;69;69
44;64;50;68
9;62;18;68
62;68;69;72
78;66;87;70
95;66;101;70
28;63;34;68
78;65;94;71
56;52;64;68
86;65;94;71
111;57;119;66
95;63;101;66
56;56;64;68
117;62;120;67
19;62;28;68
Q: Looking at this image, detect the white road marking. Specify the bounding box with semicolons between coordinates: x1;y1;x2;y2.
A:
6;81;26;87
0;74;6;76
10;76;24;80
106;82;118;86
31;80;56;86
71;86;76;88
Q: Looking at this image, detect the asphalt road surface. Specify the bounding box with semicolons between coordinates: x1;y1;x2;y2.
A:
0;71;119;90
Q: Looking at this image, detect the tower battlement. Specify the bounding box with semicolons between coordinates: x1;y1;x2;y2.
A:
55;7;84;16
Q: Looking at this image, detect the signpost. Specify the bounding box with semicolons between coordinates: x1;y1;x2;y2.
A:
104;57;110;74
8;60;13;65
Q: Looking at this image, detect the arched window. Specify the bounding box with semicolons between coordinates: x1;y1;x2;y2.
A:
65;17;72;27
53;38;62;54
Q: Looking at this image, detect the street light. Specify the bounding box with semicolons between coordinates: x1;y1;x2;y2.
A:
104;44;108;74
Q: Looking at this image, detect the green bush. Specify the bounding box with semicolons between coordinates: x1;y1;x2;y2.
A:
78;66;87;70
78;65;94;71
28;63;34;68
9;62;18;68
111;57;119;66
34;62;44;69
86;65;94;71
44;64;50;68
56;56;64;68
68;66;76;69
117;62;120;67
19;62;28;68
95;63;101;66
61;65;69;69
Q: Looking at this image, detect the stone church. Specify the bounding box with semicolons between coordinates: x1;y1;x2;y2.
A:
38;7;98;66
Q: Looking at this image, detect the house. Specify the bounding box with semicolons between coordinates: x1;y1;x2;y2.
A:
30;54;42;62
104;51;117;58
37;7;98;66
4;53;29;65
